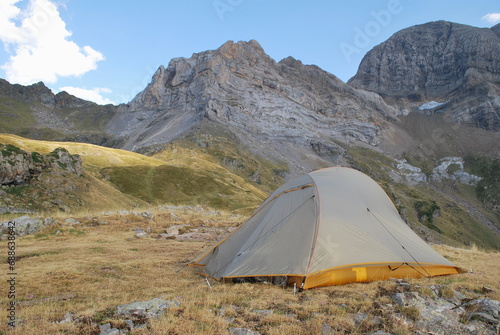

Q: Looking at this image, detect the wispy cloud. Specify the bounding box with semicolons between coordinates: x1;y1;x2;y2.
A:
481;13;500;24
59;86;115;105
0;0;104;85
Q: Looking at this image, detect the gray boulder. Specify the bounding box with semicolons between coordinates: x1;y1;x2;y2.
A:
0;216;45;236
116;298;179;320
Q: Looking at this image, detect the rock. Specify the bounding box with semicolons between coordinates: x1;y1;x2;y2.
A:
133;230;148;238
116;298;180;320
64;218;80;225
166;224;190;235
464;298;500;325
124;319;134;330
0;216;45;236
431;157;481;185
321;323;333;335
168;212;181;221
394;160;427;186
0;145;83;189
175;232;217;241
229;328;261;335
108;39;398;173
99;323;111;332
98;323;122;335
141;211;154;219
0;144;44;185
45;147;83;176
58;312;74;324
391;289;500;334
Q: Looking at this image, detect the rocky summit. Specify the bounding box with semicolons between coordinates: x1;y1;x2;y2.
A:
107;39;401;172
349;21;500;130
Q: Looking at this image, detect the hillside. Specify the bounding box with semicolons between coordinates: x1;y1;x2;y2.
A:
0;134;266;213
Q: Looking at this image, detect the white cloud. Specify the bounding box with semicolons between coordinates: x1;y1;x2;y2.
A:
481;13;500;24
59;86;115;105
0;0;104;85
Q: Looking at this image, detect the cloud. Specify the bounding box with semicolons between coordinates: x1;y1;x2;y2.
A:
59;86;115;105
0;0;104;85
481;13;500;24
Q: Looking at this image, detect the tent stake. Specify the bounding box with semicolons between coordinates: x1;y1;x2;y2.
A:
205;277;212;289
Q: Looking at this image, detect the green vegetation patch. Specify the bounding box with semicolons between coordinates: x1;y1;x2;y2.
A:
0;97;36;133
101;164;262;211
345;145;500;250
1;143;23;157
166;122;290;193
464;155;499;211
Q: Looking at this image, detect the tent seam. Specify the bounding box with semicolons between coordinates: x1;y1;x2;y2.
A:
305;176;320;276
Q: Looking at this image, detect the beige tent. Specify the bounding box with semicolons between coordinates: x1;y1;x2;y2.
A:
191;167;461;289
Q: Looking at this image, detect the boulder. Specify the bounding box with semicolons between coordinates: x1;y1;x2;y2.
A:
116;298;179;320
0;216;46;236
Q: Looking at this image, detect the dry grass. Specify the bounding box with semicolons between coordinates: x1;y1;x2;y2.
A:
0;208;498;334
0;133;166;169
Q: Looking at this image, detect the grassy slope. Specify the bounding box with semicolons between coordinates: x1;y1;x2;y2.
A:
346;145;500;250
0;134;166;170
159;122;290;194
0;97;70;140
0;133;267;213
0;210;498;335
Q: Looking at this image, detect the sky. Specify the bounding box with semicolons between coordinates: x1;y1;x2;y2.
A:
0;0;499;105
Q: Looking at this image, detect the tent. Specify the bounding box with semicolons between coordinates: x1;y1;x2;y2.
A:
191;167;461;289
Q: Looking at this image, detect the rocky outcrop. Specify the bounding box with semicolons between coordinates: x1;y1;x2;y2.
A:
0;144;45;185
0;216;55;237
349;21;500;130
0;144;82;186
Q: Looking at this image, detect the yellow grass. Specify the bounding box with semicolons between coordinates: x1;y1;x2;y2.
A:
0;208;498;334
0;133;166;169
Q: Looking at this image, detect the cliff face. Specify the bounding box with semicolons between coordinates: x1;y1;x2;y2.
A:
348;21;500;130
107;40;400;173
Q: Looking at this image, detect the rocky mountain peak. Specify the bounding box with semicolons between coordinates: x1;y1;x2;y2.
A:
109;39;399;156
348;20;500;130
349;20;500;99
216;39;267;61
491;22;500;36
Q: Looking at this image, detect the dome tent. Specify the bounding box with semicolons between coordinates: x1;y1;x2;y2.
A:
191;167;461;289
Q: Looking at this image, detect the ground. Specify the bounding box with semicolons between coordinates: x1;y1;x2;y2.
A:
0;207;498;335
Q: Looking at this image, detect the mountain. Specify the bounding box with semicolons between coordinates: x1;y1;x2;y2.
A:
0;79;118;145
349;21;500;131
0;21;499;249
107;40;402;174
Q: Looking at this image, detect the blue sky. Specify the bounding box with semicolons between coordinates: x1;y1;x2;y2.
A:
0;0;499;105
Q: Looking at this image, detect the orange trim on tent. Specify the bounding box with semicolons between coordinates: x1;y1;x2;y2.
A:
303;264;461;289
199;262;461;289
